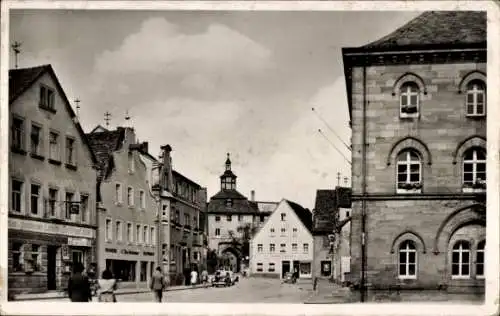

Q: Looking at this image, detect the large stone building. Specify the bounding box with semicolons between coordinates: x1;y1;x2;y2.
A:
250;199;313;279
207;154;276;272
342;11;486;301
8;65;98;294
311;187;352;283
87;126;158;287
152;145;207;283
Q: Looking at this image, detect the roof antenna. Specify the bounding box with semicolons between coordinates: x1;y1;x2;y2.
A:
11;41;22;69
75;99;81;118
104;111;112;127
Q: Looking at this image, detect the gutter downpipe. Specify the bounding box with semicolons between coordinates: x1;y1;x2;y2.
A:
360;58;367;303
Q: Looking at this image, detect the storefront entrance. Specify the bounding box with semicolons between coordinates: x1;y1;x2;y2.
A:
47;246;58;290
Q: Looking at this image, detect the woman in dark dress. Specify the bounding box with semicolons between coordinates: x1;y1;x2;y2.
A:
67;262;92;302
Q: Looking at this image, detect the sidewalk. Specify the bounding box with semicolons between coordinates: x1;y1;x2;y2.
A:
304;279;355;304
12;284;207;301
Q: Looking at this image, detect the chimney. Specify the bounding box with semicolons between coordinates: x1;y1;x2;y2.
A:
251;190;255;202
160;145;173;192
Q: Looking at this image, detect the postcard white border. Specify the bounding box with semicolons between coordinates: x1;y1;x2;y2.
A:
1;1;499;316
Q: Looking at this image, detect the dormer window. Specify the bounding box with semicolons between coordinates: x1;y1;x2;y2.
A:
466;80;486;117
400;82;419;118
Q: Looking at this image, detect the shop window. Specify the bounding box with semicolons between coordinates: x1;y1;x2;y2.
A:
300;262;312;276
320;261;331;277
11;179;23;213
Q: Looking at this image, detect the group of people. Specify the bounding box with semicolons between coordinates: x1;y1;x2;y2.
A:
67;263;118;302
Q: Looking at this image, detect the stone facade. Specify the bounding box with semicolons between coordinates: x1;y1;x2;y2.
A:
8;65;98;294
342;12;486;301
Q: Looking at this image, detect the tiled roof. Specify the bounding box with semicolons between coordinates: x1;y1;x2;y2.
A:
312;190;337;233
220;169;237;179
9;65;49;103
9;64;97;166
208;197;260;214
361;11;486;50
285;200;313;233
210;189;248;200
86;128;125;181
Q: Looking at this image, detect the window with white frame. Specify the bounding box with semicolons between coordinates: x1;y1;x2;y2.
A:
466;80;486;116
452;240;470;278
215;228;221;236
397;150;421;192
11;179;23;213
400;82;419;116
115;183;122;204
398;240;417;279
127;223;133;243
127;187;134;206
49;131;59;161
292;243;298;252
105;219;112;241
303;243;309;253
66;137;75;166
269;244;275;253
116;221;122;241
463;148;486;190
11;117;24;150
257;262;263;272
30;184;40;215
139;190;145;209
268;262;275;272
30;124;42;155
257;244;263;252
476;240;485;278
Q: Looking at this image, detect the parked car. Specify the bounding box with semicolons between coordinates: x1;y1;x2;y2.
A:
211;270;238;287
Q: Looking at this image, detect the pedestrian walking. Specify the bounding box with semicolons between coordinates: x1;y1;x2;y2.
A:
201;269;209;288
190;269;198;287
150;267;166;302
67;262;92;302
96;269;118;302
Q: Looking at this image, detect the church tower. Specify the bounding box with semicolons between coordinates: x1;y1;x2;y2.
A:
220;153;237;190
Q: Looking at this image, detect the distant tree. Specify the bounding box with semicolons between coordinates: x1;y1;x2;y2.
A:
236;223;258;259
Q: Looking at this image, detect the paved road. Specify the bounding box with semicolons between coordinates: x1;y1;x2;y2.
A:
118;278;312;303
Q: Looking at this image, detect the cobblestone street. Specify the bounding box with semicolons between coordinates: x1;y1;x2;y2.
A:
118;278;312;303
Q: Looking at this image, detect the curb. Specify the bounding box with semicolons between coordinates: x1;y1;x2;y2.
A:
13;285;208;301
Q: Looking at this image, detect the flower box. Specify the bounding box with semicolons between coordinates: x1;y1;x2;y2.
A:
397;182;422;194
401;105;418;114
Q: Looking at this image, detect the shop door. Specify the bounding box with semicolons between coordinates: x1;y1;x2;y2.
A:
281;261;290;278
292;261;300;276
47;246;57;290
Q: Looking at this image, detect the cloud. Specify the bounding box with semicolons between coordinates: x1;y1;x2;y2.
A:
93;17;272;78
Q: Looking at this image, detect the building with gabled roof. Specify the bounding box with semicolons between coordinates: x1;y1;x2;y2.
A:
250;199;313;279
8;64;98;295
207;154;277;273
342;11;486;301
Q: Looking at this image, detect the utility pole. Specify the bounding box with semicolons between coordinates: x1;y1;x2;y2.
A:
11;41;22;69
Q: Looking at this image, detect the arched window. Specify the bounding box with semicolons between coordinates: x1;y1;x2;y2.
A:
466;80;486;116
451;240;470;278
463;148;486;190
400;82;420;117
476;240;485;278
397;150;422;193
398;240;417;279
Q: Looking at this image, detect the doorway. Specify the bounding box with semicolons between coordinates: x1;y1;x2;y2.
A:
292;261;300;277
281;260;290;278
47;246;57;290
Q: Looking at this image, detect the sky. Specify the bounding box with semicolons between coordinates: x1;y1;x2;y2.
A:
9;9;420;209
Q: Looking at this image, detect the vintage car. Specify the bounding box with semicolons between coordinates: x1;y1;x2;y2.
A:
211;270;239;287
